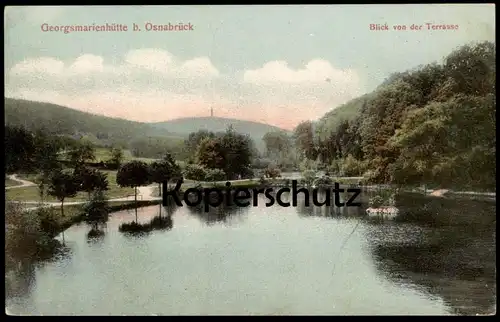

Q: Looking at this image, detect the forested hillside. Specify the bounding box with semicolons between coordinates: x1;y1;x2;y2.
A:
4;98;182;148
314;93;373;141
292;41;495;190
4;98;282;157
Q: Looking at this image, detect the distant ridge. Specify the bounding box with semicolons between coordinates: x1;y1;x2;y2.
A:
4;98;289;150
150;116;290;150
4;98;182;145
151;116;288;135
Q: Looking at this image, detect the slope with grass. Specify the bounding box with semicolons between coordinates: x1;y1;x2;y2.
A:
6;170;135;202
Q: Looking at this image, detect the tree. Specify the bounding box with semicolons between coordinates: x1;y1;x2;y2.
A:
309;41;495;190
196;137;225;170
5;125;36;173
107;147;124;169
149;153;182;197
184;130;217;158
218;126;254;179
83;190;110;232
47;170;79;244
74;167;109;200
293;121;317;160
68;141;95;168
32;129;63;175
116;161;150;223
262;131;291;160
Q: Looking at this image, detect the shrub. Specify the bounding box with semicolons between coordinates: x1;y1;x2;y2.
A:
369;195;385;208
314;176;333;186
264;166;281;179
204;168;226;182
301;170;317;185
239;167;254;179
184;164;207;181
37;206;61;238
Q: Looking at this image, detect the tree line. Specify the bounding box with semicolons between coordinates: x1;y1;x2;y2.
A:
283;41;495;190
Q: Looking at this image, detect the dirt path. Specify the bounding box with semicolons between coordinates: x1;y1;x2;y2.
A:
5;174;37;190
429;189;450;197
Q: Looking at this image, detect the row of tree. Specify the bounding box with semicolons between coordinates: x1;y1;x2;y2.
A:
286;41;495;190
5;125;125;175
34;155;181;225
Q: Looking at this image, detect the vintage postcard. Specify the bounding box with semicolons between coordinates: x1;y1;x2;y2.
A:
4;5;496;316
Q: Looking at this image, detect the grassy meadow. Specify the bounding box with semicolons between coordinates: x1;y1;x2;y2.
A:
7;170;135;202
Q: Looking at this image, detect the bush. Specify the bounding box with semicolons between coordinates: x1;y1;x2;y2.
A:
184;164;207;181
369;195;385;208
239;167;254;179
264;166;281;179
301;170;317;185
314;176;332;186
37;206;61;238
204;168;226;182
5;203;59;268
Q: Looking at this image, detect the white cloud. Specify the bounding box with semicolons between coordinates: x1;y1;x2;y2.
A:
68;54;105;74
177;57;220;78
6;51;362;129
124;49;174;74
10;57;65;76
9;49;220;80
243;59;359;87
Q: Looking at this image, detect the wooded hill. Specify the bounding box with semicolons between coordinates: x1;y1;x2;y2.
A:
294;41;495;190
4;98;287;154
4;98;182;148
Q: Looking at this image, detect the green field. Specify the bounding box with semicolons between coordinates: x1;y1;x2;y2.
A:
57;148;159;164
6;170;134;202
57;148;186;168
95;148;159;163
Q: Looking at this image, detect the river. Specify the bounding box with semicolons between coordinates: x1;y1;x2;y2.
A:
5;191;496;315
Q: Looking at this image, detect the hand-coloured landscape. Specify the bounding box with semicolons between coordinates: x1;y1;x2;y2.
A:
4;5;496;316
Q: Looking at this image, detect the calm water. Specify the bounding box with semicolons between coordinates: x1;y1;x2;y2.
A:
5;192;496;315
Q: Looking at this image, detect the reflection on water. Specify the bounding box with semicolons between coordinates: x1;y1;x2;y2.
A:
5;191;496;315
366;196;496;316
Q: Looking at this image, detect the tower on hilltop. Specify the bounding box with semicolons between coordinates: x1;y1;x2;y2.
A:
210;106;214;117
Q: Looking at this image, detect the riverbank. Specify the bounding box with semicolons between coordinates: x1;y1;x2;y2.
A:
14;200;164;239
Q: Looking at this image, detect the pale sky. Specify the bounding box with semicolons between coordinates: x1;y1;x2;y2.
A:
4;5;495;129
